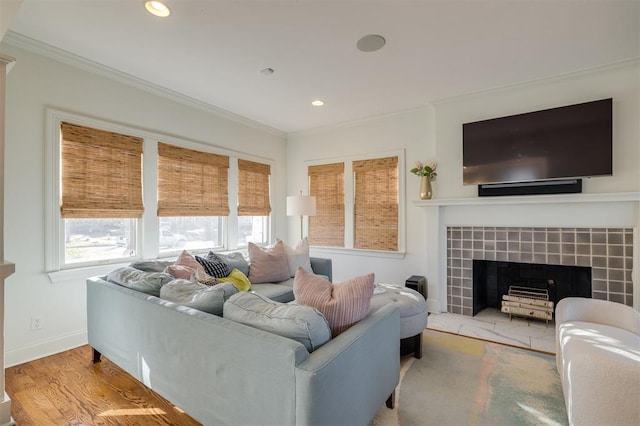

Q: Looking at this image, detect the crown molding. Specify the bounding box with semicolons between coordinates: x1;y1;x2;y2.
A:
2;31;285;137
430;57;640;106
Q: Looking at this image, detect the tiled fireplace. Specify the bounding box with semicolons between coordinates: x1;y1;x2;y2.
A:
415;193;639;316
447;226;634;316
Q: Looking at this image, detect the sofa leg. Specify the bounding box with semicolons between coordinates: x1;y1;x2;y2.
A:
92;348;102;364
413;333;422;359
386;391;395;409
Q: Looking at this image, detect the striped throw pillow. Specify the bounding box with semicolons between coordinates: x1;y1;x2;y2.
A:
293;268;375;337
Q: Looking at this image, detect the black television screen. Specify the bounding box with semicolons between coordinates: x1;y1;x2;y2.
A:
462;98;613;185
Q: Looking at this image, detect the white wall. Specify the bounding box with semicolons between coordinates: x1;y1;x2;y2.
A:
286;61;639;310
1;43;287;366
287;107;436;285
434;61;640;198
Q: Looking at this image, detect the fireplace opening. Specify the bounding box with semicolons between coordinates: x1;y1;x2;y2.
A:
472;260;592;316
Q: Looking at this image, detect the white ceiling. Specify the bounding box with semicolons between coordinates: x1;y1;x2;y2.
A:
6;0;640;133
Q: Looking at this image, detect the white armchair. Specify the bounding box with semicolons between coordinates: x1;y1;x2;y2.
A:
555;297;640;426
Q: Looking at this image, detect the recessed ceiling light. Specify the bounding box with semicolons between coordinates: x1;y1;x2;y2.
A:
311;100;325;107
145;1;171;18
356;34;386;52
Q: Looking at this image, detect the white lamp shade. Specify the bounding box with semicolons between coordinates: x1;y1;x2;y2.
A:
286;195;316;216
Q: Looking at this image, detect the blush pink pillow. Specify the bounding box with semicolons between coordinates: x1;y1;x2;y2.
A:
165;250;216;285
247;241;291;284
293;268;375;336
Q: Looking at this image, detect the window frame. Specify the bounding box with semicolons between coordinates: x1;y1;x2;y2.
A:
45;109;275;281
305;149;406;257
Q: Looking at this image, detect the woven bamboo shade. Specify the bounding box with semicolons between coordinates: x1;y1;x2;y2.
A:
157;142;230;217
353;156;398;251
308;163;345;247
60;122;143;218
238;159;271;216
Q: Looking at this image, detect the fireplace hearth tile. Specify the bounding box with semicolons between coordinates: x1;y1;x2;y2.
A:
428;310;558;353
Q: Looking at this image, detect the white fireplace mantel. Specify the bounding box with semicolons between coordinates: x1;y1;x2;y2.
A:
413;191;640;207
414;191;640;314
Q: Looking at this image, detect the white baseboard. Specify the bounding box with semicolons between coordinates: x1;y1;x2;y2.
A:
0;392;14;426
426;298;441;313
5;331;87;368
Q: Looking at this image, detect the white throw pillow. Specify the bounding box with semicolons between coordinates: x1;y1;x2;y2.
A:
281;237;313;278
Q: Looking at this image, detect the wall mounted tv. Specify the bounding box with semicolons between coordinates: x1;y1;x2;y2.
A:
462;98;613;188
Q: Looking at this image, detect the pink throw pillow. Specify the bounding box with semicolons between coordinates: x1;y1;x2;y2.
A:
165;250;216;285
247;241;291;284
293;268;375;336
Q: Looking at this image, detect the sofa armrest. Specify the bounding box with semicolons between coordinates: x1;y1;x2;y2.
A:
556;297;640;336
294;304;400;425
310;257;332;282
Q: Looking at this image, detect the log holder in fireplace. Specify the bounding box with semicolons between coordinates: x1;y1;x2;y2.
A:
501;285;554;327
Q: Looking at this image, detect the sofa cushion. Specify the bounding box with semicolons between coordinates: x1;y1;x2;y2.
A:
281;237;313;278
293;268;375;337
218;268;252;292
247;241;290;284
215;251;250;276
196;252;232;278
224;292;331;352
106;267;174;296
160;280;238;316
251;280;295;303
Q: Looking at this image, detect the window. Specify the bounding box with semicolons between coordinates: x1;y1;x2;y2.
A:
353;156;398;251
46;109;276;275
59;122;142;265
308;163;345;247
308;153;403;253
237;159;271;247
157;142;229;253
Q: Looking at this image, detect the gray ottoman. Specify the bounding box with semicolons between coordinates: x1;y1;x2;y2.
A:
369;284;428;358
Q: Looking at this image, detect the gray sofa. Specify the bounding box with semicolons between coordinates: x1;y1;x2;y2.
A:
87;257;400;425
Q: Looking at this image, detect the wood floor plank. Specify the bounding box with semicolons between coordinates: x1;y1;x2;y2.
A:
6;345;201;426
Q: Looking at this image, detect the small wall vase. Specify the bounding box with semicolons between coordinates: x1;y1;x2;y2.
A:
420;176;433;200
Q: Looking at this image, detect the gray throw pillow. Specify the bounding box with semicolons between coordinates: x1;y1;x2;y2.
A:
223;292;331;352
215;251;249;276
107;267;174;296
129;260;174;273
160;280;238;316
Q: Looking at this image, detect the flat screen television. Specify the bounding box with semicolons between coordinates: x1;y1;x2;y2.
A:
462;98;613;186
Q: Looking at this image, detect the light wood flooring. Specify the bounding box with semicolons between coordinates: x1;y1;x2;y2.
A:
6;345;201;425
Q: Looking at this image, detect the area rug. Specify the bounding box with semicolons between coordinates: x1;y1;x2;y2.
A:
370;330;568;426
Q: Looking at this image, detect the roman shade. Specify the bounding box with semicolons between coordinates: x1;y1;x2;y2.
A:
60;122;143;218
308;163;345;247
353;156;398;251
237;159;271;216
157;142;230;217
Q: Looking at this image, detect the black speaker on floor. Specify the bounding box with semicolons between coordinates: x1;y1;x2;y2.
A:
478;179;582;197
405;275;426;297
